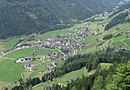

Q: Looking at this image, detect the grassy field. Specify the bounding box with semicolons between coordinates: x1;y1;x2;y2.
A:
124;39;130;46
3;38;19;50
0;42;5;52
5;47;57;59
0;37;19;52
99;63;113;69
57;60;64;66
0;81;9;89
36;28;71;40
0;59;23;83
33;81;53;90
112;41;124;47
5;48;34;59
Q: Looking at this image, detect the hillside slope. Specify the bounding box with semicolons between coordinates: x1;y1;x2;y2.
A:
0;0;121;39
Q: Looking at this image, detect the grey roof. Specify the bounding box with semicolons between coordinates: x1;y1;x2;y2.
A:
24;56;33;59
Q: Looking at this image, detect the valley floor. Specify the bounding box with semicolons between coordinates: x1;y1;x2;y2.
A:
0;9;130;89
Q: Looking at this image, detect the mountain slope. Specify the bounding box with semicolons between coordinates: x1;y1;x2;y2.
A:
0;0;121;39
105;2;130;30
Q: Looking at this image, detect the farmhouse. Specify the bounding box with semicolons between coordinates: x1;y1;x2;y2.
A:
128;36;130;39
16;56;34;63
24;64;35;71
24;64;31;69
71;76;77;82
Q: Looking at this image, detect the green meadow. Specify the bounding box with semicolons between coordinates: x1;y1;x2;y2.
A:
5;47;57;59
2;38;19;50
36;28;70;40
124;39;130;46
0;59;23;83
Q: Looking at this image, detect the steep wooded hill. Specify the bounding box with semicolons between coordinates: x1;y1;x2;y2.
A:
0;0;121;39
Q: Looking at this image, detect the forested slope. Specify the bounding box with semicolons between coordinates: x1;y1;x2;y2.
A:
0;0;121;39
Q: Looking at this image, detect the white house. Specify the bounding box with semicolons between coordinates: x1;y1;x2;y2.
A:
16;56;34;63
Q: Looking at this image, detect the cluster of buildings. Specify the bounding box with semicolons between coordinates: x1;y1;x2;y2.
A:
16;56;34;63
109;46;126;52
75;27;97;37
47;52;66;61
127;29;130;39
24;64;36;71
16;56;42;63
41;38;82;54
14;24;97;72
34;26;96;57
16;56;42;71
66;27;97;41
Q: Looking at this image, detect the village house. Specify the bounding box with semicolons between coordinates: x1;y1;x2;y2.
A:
16;56;34;63
70;76;77;82
39;70;45;73
128;36;130;39
24;64;35;71
72;50;78;56
114;47;126;52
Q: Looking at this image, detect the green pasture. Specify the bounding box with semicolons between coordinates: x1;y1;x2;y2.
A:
0;59;23;83
5;47;57;59
36;28;70;40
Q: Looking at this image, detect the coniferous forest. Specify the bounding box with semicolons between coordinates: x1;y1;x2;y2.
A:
0;0;120;39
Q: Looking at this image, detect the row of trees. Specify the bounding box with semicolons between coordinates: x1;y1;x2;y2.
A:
103;34;113;40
